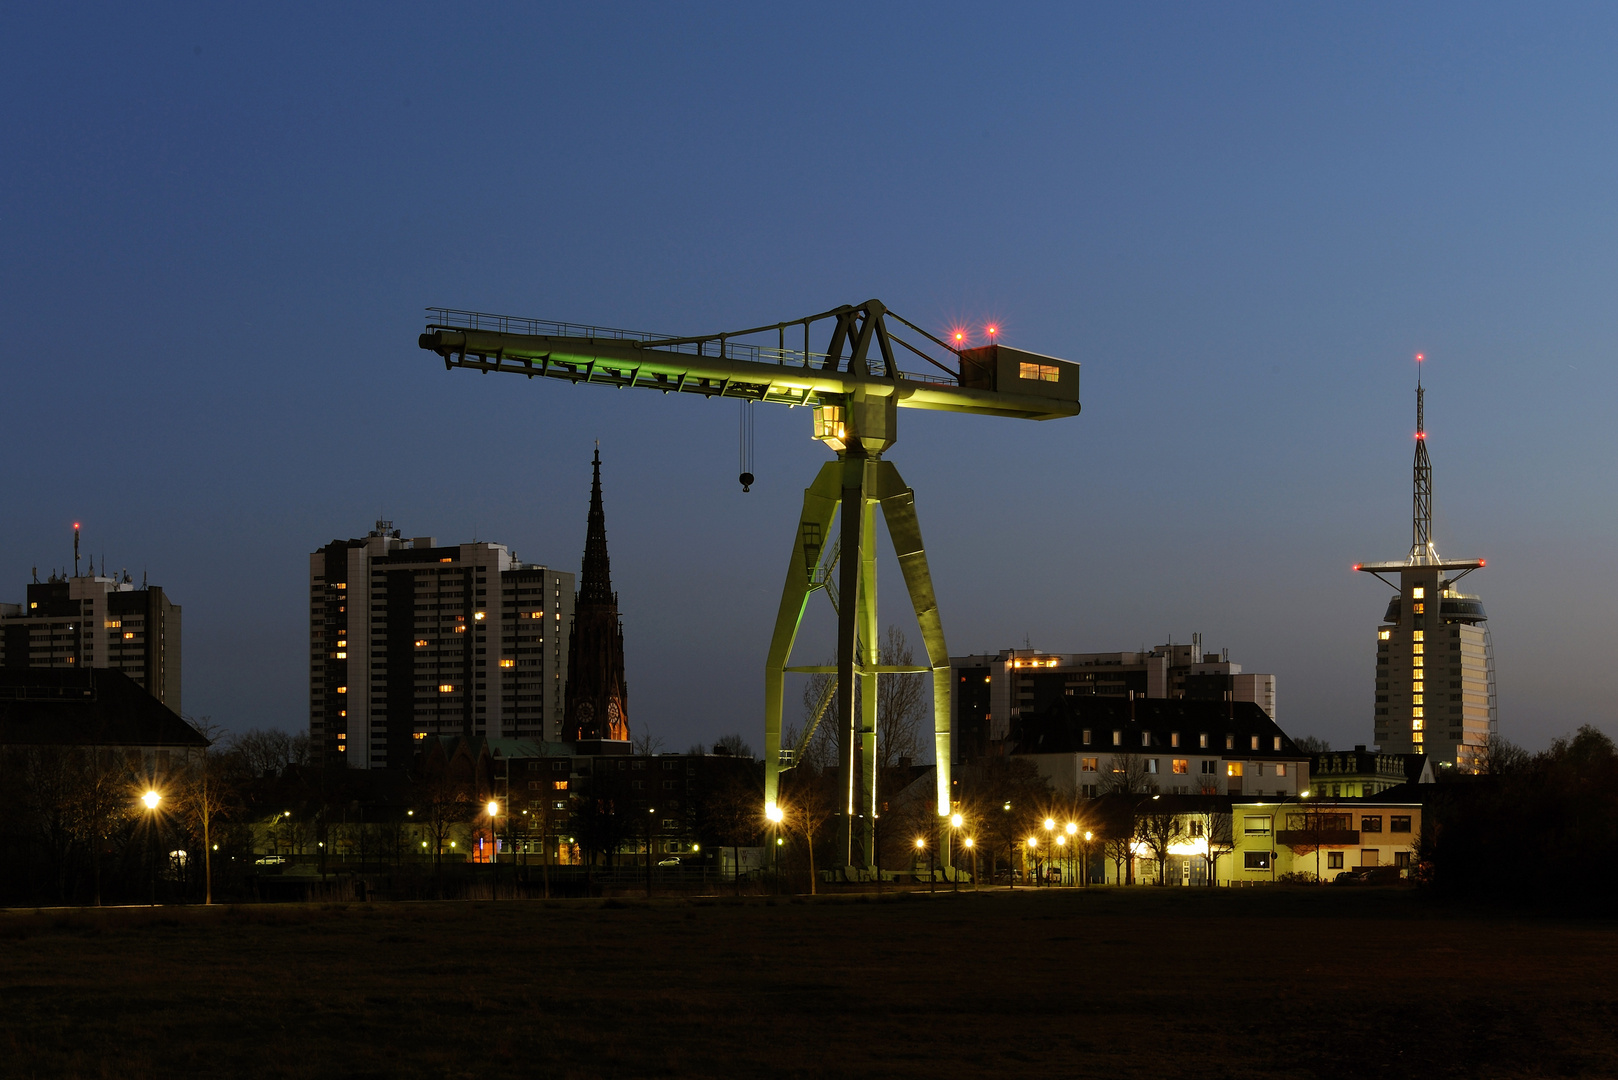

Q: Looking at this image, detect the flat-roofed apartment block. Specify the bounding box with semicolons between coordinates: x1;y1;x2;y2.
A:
951;635;1275;764
0;571;181;712
310;521;573;769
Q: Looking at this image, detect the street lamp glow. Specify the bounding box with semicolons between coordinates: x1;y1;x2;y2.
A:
1065;822;1078;835
949;813;963;828
1056;835;1066;847
765;804;784;823
963;837;973;849
1301;789;1311;798
1026;836;1038;848
1044;818;1055;831
915;837;925;849
142;790;160;810
487;801;499;817
1084;831;1092;842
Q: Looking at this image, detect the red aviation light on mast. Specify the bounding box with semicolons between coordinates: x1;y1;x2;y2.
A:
985;324;999;338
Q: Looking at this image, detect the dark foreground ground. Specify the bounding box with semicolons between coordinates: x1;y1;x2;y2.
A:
1;887;1614;1079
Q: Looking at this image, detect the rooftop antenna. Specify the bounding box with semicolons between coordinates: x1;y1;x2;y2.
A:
73;522;81;577
1410;353;1438;565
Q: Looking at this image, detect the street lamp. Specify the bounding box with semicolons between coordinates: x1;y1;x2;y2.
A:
486;800;501;898
915;836;933;893
1026;835;1039;888
1002;801;1014;890
1083;830;1093;888
142;790;161;906
963;836;977;890
1043;818;1056;886
1065;822;1079;887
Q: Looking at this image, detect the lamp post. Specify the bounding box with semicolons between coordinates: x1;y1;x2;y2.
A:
915;836;932;893
1003;801;1014;890
1026;835;1039;888
1065;822;1079;887
964;837;976;890
1083;830;1093;888
949;813;963;892
1056;833;1067;885
486;800;501;899
766;804;784;896
1043;818;1056;886
142;790;161;906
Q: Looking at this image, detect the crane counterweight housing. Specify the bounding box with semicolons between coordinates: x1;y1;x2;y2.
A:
419;300;1082;871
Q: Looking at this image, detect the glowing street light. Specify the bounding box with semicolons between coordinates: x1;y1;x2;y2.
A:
142;790;160;810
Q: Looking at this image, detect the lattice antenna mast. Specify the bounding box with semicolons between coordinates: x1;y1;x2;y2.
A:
1410;353;1437;565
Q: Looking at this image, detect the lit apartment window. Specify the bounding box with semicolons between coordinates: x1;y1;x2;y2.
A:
1140;732;1151;748
1081;757;1097;772
1112;730;1122;746
439;684;454;693
337;686;347;694
105;619;121;629
439;558;453;563
1172;759;1188;774
335;652;347;659
500;659;516;668
1378;629;1391;641
1244;851;1271;870
415;640;428;647
123;632;135;640
1171;733;1181;748
1227;762;1244;777
1199;733;1209;748
553;780;568;790
1226;735;1235;750
1081;729;1092;745
1275;762;1285;776
413;732;426;741
1411;587;1425;599
1412;630;1424;642
1274;736;1282;751
1250;735;1260;751
1412;603;1425;614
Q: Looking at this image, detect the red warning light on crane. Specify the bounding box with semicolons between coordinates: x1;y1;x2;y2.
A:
985;325;999;337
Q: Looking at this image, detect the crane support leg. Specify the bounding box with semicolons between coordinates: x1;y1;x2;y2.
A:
763;462;842;816
873;460;953;863
762;453;954;874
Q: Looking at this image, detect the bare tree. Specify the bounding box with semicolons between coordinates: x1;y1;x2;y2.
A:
1201;810;1234;887
1104;752;1148;796
633;727;666;757
1478;734;1529;776
781;766;836;894
1294;735;1332;754
1137;807;1187;886
175;717;232;904
713;733;755;759
702;768;762;893
876;625;925;770
64;748;132;906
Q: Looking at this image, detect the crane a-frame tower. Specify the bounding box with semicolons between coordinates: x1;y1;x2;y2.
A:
419;300;1080;867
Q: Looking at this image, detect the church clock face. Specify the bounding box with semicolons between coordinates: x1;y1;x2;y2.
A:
577;701;594;724
607;700;621;726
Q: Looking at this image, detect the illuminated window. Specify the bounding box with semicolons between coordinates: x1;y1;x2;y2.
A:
415;640;428;647
1046;658;1057;668
500;659;516;668
530;612;544;619
474;612;486;621
553;780;568;790
439;684;454;693
28;602;36;609
1172;759;1188;774
1413;731;1424;745
1081;757;1097;772
1412;630;1424;642
439;558;453;563
1413;644;1424;656
336;640;347;648
1412;708;1423;720
335;583;347;590
813;405;847;443
1171;733;1181;748
123;632;135;640
1081;729;1092;745
455;626;467;633
1412;603;1425;614
336;733;345;741
335;652;347;659
105;619;121;629
1411;587;1425;599
337;686;347;694
414;732;426;741
1199;733;1209;748
338;710;346;717
1112;730;1122;746
1250;735;1260;751
1018;361;1060;382
1227;762;1244;777
1378;629;1391;641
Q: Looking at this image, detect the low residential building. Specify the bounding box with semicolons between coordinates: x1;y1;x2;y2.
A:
1309;747;1433;798
1230;798;1422;883
1009;696;1310;800
0;667;207;771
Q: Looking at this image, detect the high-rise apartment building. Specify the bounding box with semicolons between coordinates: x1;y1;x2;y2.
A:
1;570;181;713
950;636;1276;763
1356;363;1497;771
310;522;573;769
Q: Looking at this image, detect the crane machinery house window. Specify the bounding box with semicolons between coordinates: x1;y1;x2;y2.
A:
1019;362;1060;382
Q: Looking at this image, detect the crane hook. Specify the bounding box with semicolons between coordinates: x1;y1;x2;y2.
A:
739;399;755;493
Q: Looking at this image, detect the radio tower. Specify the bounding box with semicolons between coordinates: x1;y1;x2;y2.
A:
1410;356;1438;564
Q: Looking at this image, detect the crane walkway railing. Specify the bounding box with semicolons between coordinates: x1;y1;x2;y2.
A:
426;307;962;387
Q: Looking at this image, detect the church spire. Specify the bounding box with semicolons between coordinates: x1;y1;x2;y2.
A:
1409;354;1438;565
578;446;615;606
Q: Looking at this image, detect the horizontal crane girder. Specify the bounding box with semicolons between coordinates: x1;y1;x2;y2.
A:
418;303;1079;422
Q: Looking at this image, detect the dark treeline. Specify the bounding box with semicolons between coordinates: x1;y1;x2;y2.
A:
1421;726;1618;911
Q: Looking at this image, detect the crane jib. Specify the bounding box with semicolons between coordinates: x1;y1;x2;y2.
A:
418;328;1080;421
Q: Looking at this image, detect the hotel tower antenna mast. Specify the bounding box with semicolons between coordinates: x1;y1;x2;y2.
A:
419;301;1080;868
1412;354;1436;564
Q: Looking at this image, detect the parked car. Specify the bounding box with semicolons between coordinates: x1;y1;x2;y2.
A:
656;857;681;867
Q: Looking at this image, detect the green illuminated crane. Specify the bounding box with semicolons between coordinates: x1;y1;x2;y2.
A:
419;300;1080;867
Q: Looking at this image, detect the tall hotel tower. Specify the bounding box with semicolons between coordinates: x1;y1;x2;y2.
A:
309;522;573;769
1356;360;1497;771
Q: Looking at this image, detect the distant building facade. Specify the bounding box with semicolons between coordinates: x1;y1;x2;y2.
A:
1309;746;1433;799
0;667;207;767
0;571;181;713
951;637;1276;763
309;522;574;770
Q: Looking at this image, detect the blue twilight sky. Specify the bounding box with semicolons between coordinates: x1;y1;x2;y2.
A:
3;4;1616;753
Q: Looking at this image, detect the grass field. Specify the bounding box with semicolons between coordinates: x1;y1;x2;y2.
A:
1;887;1614;1079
